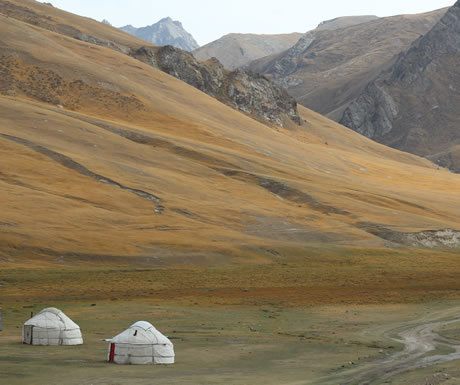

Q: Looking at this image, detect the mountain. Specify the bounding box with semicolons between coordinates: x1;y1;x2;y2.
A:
120;17;199;51
1;0;460;266
248;11;446;120
0;0;297;126
193;33;302;70
341;1;460;172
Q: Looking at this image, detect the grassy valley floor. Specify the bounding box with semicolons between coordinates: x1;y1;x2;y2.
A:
1;248;460;385
0;299;459;385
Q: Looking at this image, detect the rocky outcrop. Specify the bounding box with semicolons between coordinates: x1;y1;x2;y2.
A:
359;223;460;248
340;81;399;139
132;46;301;126
121;17;199;51
340;1;460;172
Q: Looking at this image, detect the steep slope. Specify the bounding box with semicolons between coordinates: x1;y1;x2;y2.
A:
249;11;446;120
0;0;298;126
341;1;460;173
1;0;460;266
120;17;199;51
193;33;302;70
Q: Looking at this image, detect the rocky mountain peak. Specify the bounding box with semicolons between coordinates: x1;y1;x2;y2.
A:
120;17;199;51
159;16;182;28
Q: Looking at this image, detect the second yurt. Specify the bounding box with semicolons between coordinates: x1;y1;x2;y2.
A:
107;321;174;364
22;307;83;345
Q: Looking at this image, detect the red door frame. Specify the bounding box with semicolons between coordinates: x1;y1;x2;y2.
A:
108;343;115;362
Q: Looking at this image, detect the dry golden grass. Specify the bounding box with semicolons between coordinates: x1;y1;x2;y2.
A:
0;0;459;307
1;247;460;307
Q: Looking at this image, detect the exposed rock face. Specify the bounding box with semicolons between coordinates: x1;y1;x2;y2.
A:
120;17;199;51
248;11;445;120
341;81;399;138
132;46;300;126
359;223;460;248
340;1;460;172
193;33;302;70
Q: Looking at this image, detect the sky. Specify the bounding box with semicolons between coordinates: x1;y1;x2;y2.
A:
43;0;455;45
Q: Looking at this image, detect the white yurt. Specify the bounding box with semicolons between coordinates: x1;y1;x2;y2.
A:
107;321;174;364
22;307;83;346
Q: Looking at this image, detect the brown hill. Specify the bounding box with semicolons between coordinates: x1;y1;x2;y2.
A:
0;0;298;127
341;1;460;173
1;0;460;265
248;10;446;120
193;33;302;70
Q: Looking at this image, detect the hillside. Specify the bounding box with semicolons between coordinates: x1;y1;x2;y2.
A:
0;0;298;127
249;10;446;120
341;1;460;173
1;0;460;266
193;32;302;70
132;45;301;127
120;17;199;51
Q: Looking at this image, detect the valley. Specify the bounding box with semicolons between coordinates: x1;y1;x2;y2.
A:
0;1;459;384
1;286;460;384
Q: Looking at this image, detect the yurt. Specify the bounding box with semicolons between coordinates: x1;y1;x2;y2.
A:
107;321;174;364
22;307;83;345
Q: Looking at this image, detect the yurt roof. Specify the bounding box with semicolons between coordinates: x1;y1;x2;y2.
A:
109;321;172;345
24;307;80;330
132;321;155;330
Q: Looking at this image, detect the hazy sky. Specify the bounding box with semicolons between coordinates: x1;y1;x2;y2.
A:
43;0;454;45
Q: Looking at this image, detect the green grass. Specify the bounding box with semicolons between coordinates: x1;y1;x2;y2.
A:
2;300;458;385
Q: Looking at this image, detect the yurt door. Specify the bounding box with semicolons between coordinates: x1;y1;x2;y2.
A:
23;325;33;344
108;343;115;362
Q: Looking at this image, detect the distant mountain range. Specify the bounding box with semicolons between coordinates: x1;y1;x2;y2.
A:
108;6;460;172
193;33;302;70
120;17;199;51
193;16;379;70
246;8;460;171
247;12;445;120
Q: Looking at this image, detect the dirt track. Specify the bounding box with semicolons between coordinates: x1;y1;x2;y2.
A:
334;308;460;385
